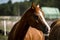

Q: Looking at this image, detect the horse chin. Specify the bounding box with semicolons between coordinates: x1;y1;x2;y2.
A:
40;26;48;34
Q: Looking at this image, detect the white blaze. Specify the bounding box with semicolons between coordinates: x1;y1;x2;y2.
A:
38;10;50;33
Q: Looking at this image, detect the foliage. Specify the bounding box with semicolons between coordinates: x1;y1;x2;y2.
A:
19;2;31;15
0;0;13;16
13;2;20;16
0;0;60;16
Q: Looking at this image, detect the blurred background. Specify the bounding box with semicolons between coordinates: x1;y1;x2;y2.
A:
0;0;60;40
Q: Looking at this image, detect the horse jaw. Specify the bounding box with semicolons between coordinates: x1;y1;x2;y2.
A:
38;10;50;33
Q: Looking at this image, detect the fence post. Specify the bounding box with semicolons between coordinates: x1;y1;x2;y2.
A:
3;20;6;36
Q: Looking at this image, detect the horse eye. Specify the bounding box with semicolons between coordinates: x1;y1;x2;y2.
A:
34;15;38;20
35;16;38;19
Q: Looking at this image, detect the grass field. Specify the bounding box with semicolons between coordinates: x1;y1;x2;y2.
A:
0;25;12;40
0;21;13;40
0;34;8;40
0;16;21;40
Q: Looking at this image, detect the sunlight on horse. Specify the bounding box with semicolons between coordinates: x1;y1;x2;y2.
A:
8;3;50;40
49;19;60;40
24;27;45;40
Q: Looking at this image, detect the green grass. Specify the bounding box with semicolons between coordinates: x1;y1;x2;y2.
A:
0;34;8;40
0;17;20;40
0;26;10;40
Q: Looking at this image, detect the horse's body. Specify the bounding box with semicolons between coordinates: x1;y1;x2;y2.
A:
8;3;50;40
49;19;60;40
24;27;45;40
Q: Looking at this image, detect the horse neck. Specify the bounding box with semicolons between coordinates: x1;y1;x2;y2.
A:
14;8;33;40
19;22;29;40
15;14;30;40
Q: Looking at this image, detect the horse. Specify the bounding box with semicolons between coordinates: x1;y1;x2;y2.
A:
49;19;60;40
50;19;60;29
8;3;50;40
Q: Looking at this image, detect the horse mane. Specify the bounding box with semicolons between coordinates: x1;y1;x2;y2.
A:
8;7;35;40
22;7;31;15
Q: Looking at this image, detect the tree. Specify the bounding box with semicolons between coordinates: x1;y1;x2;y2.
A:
13;2;20;16
29;0;40;4
19;2;31;15
7;0;13;15
46;0;60;10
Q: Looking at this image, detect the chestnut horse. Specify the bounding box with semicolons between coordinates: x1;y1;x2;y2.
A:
8;3;50;40
49;19;60;40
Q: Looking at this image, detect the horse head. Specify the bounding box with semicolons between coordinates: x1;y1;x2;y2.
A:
25;3;50;34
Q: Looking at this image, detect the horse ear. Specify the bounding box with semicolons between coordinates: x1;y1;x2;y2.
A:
31;2;36;9
37;4;40;8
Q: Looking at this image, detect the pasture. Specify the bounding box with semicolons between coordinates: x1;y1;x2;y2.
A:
0;16;54;40
0;16;20;40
